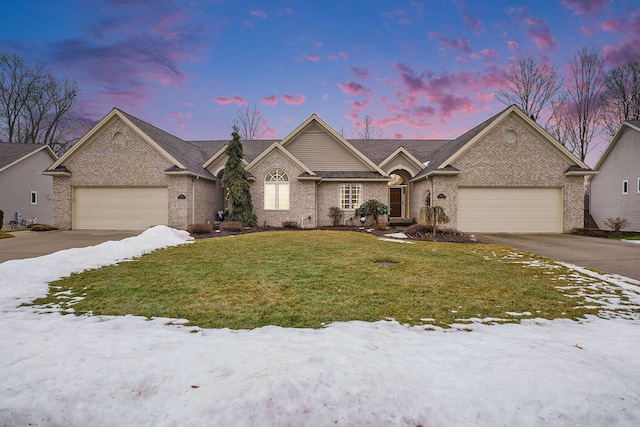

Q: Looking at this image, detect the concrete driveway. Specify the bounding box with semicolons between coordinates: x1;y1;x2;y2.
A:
478;233;640;281
0;230;139;263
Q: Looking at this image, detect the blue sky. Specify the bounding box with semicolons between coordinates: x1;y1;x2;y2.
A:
1;0;638;162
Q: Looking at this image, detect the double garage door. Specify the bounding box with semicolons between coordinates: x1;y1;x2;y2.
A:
457;187;563;233
73;187;168;230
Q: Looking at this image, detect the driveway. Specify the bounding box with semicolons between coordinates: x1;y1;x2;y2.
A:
0;230;139;263
478;233;640;281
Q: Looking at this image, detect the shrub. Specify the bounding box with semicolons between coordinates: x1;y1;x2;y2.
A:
355;199;388;224
604;217;629;233
328;207;344;226
220;221;243;232
371;222;387;230
187;223;213;234
29;224;58;232
405;223;433;238
282;221;300;229
0;210;4;227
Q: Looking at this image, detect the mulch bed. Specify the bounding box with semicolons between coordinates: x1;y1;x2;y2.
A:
190;225;476;243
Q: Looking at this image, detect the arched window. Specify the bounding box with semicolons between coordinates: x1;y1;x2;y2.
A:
264;169;290;210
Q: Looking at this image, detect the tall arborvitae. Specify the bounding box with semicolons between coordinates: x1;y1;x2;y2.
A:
221;130;257;227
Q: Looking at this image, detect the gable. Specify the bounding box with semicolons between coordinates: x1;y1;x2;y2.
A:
284;123;369;171
53;117;177;184
593;122;640;173
451;112;575;185
441;107;588;170
379;148;425;177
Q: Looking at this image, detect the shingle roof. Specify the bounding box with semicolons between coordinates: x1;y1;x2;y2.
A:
300;171;388;179
117;109;215;179
349;139;450;164
0;142;54;171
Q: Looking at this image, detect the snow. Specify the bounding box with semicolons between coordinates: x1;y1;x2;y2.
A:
2;226;640;426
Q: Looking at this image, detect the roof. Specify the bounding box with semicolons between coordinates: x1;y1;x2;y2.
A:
46;105;594;182
116;109;214;179
0;142;57;173
349;139;450;165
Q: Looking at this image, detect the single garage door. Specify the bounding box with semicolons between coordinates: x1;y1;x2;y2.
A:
73;187;169;230
457;187;563;233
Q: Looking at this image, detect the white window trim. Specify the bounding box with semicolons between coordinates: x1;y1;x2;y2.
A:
264;169;290;211
339;184;363;210
30;191;37;206
637;177;640;194
622;179;629;195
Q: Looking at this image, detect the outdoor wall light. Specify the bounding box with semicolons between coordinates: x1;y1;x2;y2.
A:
437;193;446;199
178;194;186;200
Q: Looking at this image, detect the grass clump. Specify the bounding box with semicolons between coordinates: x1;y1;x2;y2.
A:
29;231;606;329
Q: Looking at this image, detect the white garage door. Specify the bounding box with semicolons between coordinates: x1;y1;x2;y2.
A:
457;187;563;233
73;187;169;230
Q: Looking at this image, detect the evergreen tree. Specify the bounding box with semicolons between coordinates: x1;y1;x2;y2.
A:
221;130;257;227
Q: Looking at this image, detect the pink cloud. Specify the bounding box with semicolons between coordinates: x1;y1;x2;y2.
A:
430;32;474;53
337;81;371;96
507;40;520;51
282;93;306;105
339;51;349;60
603;41;640;66
563;0;612;15
304;53;319;62
251;10;268;18
481;49;499;58
601;17;623;32
314;41;323;47
509;8;558;53
388;62;504;122
464;15;484;34
351;67;370;80
213;96;247;106
261;95;278;106
327;54;339;61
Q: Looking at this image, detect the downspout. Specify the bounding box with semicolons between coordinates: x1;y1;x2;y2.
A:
315;181;319;228
192;177;197;225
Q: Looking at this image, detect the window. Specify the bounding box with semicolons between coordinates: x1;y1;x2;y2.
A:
30;191;37;206
264;169;289;210
623;180;629;195
637;177;640;193
339;184;362;210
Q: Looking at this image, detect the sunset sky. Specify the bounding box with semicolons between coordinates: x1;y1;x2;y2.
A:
1;1;639;164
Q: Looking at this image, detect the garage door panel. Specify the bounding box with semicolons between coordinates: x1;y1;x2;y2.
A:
457;187;562;233
73;187;168;230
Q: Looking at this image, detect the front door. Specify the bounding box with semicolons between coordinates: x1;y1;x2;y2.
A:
389;187;403;217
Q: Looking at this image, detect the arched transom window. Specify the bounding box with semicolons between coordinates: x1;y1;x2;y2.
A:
264;169;290;210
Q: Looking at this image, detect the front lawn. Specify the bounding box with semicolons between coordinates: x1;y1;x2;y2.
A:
31;230;604;329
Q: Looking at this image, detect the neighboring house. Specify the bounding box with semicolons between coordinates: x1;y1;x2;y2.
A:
0;143;57;228
589;121;640;232
44;105;593;233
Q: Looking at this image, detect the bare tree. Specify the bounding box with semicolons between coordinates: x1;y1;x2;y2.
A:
355;115;383;139
0;52;78;154
496;57;561;121
232;105;268;140
601;56;640;137
547;47;605;161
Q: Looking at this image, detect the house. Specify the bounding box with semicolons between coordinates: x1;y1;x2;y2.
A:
589;121;640;232
0;143;57;229
44;105;593;233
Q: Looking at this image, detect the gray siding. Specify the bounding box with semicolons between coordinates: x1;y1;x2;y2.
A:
285;125;371;172
591;127;640;231
1;149;54;228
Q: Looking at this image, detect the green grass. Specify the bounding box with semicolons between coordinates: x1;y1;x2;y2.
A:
0;231;14;239
30;230;605;329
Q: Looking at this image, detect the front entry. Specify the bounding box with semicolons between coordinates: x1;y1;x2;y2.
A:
389;187;404;218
